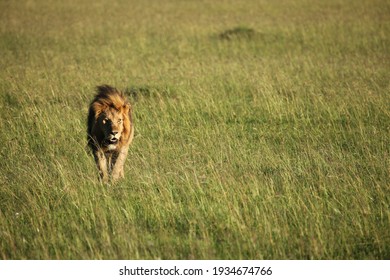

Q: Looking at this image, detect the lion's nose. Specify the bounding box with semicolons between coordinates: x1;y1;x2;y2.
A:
111;131;118;136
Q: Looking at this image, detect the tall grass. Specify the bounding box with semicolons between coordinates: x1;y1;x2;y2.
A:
0;0;389;259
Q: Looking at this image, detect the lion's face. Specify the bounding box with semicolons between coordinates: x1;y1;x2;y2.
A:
97;106;127;150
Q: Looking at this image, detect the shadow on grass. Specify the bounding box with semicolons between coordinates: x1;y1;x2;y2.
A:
215;26;290;47
124;85;177;103
218;26;256;40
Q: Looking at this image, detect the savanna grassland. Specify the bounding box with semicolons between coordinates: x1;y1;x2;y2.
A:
0;0;389;259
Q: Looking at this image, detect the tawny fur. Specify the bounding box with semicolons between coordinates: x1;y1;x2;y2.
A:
87;85;134;182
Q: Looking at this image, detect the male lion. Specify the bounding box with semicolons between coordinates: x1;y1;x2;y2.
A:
87;85;134;182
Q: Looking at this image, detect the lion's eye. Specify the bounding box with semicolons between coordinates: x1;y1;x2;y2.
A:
102;118;109;124
118;119;122;123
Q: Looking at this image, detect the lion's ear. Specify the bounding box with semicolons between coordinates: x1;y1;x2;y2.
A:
123;103;131;114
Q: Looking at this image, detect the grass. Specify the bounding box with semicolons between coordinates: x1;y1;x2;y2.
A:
0;0;389;259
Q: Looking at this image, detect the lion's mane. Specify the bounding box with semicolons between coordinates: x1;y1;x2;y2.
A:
87;85;133;151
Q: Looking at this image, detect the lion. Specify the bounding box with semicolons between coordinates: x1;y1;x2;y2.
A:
87;85;134;182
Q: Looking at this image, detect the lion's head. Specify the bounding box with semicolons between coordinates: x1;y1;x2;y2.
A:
87;85;132;151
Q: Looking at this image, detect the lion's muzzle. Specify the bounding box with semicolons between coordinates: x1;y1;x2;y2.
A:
108;138;119;144
106;132;120;144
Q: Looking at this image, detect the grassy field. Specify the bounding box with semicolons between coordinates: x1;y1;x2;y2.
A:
0;0;389;259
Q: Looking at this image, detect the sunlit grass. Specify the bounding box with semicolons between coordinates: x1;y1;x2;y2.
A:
0;0;389;259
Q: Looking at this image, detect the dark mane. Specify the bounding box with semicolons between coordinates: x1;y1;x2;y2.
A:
91;85;126;110
96;84;120;97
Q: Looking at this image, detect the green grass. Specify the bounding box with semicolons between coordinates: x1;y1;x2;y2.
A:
0;0;389;259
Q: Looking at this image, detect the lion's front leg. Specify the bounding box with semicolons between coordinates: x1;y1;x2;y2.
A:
111;148;129;181
93;149;109;182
